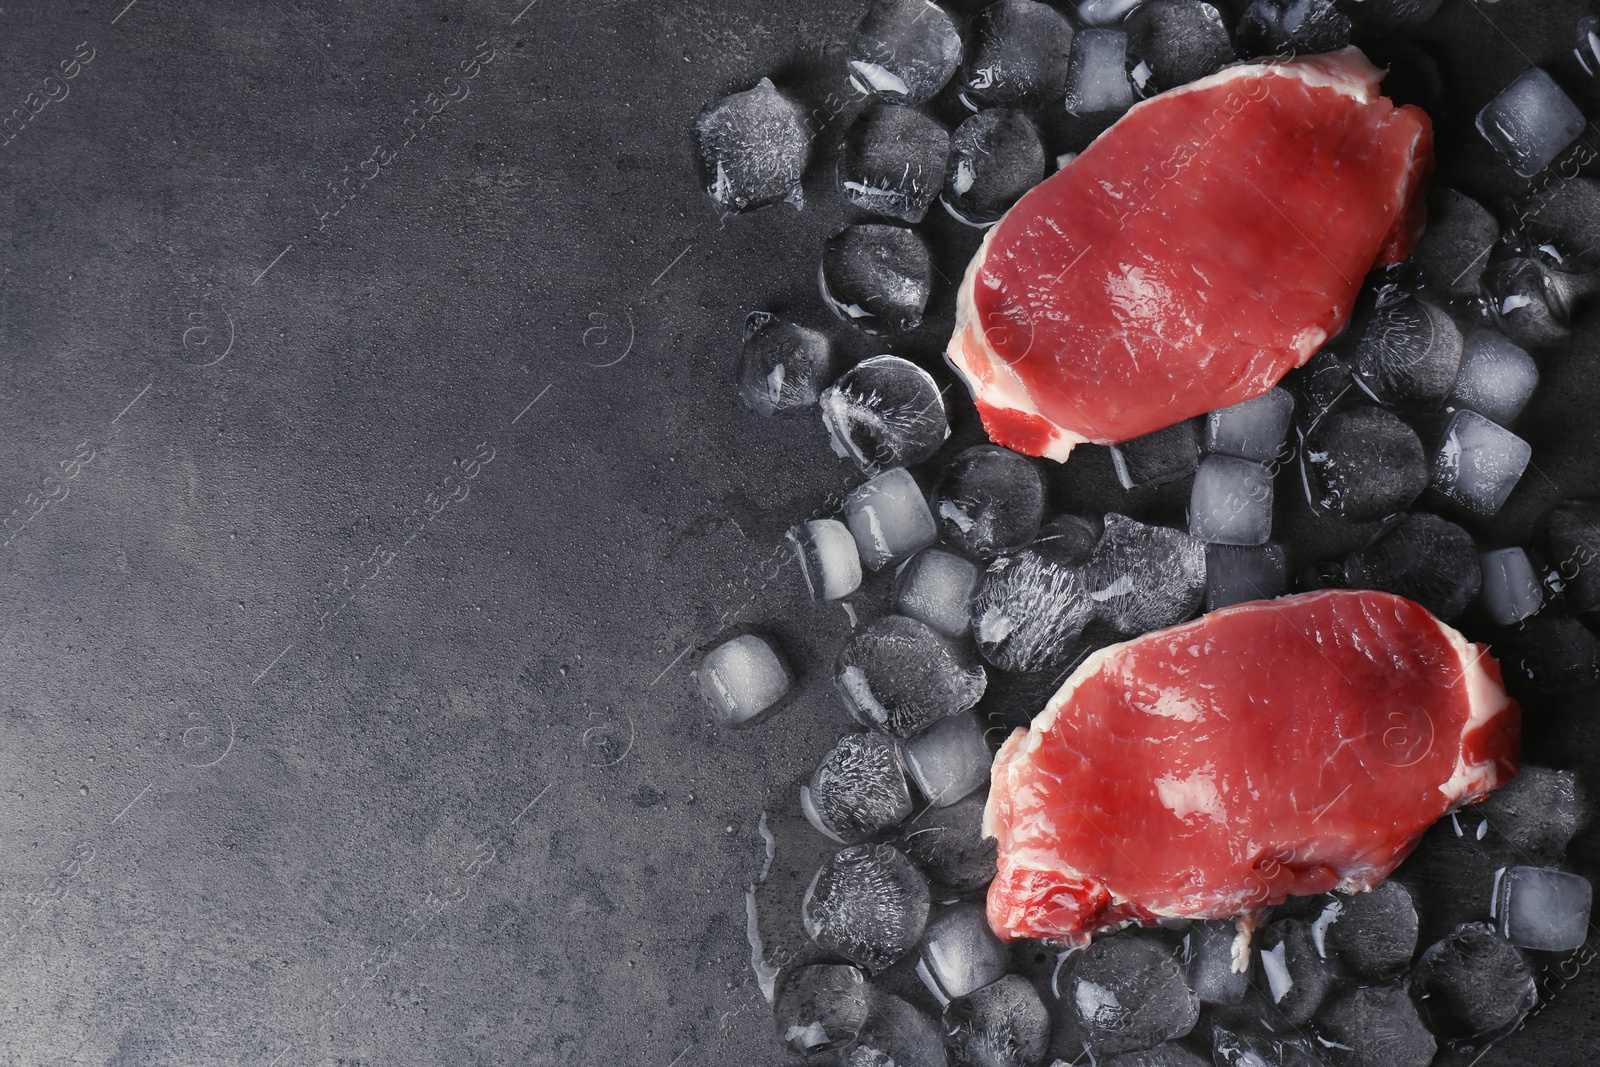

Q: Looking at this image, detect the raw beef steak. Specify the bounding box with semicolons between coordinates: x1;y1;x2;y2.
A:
983;590;1518;945
948;48;1432;461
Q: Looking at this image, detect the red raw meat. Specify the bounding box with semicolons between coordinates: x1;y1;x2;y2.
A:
948;48;1433;461
983;590;1519;946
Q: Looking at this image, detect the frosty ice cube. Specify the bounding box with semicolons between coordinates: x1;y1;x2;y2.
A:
820;224;933;335
1479;547;1543;626
1448;330;1538;427
942;109;1047;227
821;355;950;474
1409;922;1538;1048
916;901;1012;1003
1314;985;1435;1067
1302;406;1428;521
1189;455;1273;547
932;444;1044;560
803;844;931;973
1126;0;1234;93
1064;29;1135;117
844;467;938;571
694;78;812;213
698;633;792;726
1476;68;1587;179
848;0;964;106
1430;409;1532;518
958;0;1076;109
1088;513;1208;635
787;518;863;601
1064;932;1200;1056
802;732;914;844
901;711;991;807
836;615;987;738
945;974;1052;1066
1185;919;1250;1006
1492;865;1593;952
773;963;869;1054
896;548;982;638
841;105;950;223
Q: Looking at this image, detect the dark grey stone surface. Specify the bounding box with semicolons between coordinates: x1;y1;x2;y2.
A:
0;0;1596;1065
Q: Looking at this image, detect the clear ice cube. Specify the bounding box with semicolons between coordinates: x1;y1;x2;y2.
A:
1236;0;1350;58
1204;543;1287;612
1476;68;1587;179
1088;513;1208;635
840;991;949;1067
1064;932;1199;1057
1064;29;1135;117
1189;455;1273;547
1311;880;1417;980
932;444;1045;560
1343;512;1482;621
788;518;864;601
842;105;951;223
803;844;931;973
773;963;870;1054
942;109;1047;227
1483;256;1579;350
958;0;1077;109
894;790;998;895
1493;865;1593;952
1448;330;1538;427
698;633;793;726
916;902;1012;1003
1313;985;1435;1067
896;548;982;638
1104;1043;1211;1067
821;355;950;474
1471;765;1590;865
901;710;991;807
1204;388;1293;463
1431;409;1532;518
844;467;939;571
1302;407;1427;521
1126;0;1235;93
1110;420;1201;489
945;973;1053;1067
848;0;964;106
694;78;813;213
1479;547;1543;626
1408;922;1538;1049
802;732;914;844
1353;289;1463;407
1185;920;1250;1006
836;615;988;738
821;224;933;335
738;313;835;416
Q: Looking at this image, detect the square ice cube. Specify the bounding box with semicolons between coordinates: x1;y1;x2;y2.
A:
697;634;792;726
1064;29;1134;117
896;548;982;637
915;902;1011;1004
1476;68;1587;179
1431;409;1533;517
1205;543;1287;611
1204;388;1294;463
844;467;938;570
789;518;864;601
1190;455;1273;546
1492;865;1592;952
901;711;991;807
1449;330;1539;426
1479;547;1543;626
1110;419;1201;489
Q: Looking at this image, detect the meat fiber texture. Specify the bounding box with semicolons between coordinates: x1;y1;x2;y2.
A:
948;48;1433;461
983;590;1519;947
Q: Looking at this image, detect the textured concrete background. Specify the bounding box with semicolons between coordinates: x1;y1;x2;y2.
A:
0;0;1596;1064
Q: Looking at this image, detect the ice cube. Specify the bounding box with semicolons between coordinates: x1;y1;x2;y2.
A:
1492;614;1600;695
821;224;933;335
1479;547;1543;626
1126;0;1235;93
896;548;983;638
1482;255;1600;349
848;0;964;106
942;109;1047;227
1448;331;1538;427
844;467;939;571
836;615;988;738
1075;0;1143;25
1189;455;1273;547
1476;68;1587;179
803;844;932;972
1472;765;1590;865
1493;865;1593;952
1516;173;1600;260
1257;919;1334;1026
1064;29;1135;117
1110;420;1201;489
1088;513;1208;635
1204;389;1293;463
1539;498;1600;612
1302;407;1428;521
1205;543;1287;612
932;445;1045;561
802;733;914;844
821;355;951;474
697;633;793;726
901;711;991;807
1313;985;1435;1067
841;991;949;1067
1408;922;1537;1049
1352;289;1463;407
1312;880;1418;980
1343;513;1481;621
1236;0;1350;58
788;518;865;601
915;902;1012;1002
1290;349;1356;433
894;790;998;895
972;527;1098;671
1185;920;1251;1006
1430;409;1532;518
1413;188;1499;299
958;0;1077;110
945;973;1053;1067
1104;1043;1211;1067
737;313;834;417
1210;1025;1325;1067
1063;932;1199;1057
694;78;813;213
773;963;870;1054
842;105;951;223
